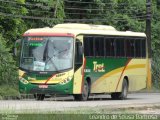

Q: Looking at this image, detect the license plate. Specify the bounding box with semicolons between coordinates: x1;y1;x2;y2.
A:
39;85;48;88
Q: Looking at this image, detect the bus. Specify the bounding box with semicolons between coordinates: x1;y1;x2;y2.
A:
15;23;151;101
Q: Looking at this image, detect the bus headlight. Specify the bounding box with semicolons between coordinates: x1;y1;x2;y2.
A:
60;77;72;85
20;77;29;84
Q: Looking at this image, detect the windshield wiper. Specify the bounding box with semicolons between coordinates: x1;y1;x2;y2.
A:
43;40;58;71
43;40;49;61
45;48;68;64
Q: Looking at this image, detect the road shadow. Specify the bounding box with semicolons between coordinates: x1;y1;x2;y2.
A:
45;95;142;102
11;94;144;101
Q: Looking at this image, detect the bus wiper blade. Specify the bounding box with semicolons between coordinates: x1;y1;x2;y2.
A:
46;55;59;71
43;40;59;71
45;48;68;63
43;40;49;61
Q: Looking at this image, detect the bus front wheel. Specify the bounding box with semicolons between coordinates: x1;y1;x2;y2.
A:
74;80;89;101
111;79;128;100
34;94;45;101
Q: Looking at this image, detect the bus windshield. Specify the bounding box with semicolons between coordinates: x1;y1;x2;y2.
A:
20;36;74;72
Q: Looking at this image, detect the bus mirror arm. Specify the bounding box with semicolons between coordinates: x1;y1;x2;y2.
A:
14;39;21;57
13;46;17;57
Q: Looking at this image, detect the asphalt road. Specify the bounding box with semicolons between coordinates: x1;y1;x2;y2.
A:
0;93;160;113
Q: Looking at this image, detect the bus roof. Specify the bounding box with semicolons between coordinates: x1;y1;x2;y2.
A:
23;23;146;37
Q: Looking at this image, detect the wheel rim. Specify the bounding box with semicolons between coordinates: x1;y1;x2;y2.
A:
123;82;128;98
82;82;88;98
35;94;44;100
123;85;127;97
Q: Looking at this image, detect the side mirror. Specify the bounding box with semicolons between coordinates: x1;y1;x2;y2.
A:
14;39;21;57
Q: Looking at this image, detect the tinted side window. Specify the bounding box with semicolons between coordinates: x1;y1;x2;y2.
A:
94;37;104;57
135;39;141;57
116;38;125;57
141;39;146;58
105;38;115;57
84;36;94;56
126;39;135;57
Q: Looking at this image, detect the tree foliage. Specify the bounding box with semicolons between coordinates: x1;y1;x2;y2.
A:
0;34;18;86
0;0;160;92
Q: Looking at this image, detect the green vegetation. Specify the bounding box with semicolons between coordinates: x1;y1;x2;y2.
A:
0;105;160;120
0;34;19;99
0;85;19;99
0;0;160;97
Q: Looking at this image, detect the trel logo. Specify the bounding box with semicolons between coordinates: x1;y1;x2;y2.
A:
93;61;105;72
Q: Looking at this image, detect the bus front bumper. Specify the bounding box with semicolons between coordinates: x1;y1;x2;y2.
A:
19;80;73;94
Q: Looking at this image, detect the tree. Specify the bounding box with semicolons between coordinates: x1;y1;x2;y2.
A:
0;34;18;86
25;0;65;27
0;0;28;48
0;0;160;92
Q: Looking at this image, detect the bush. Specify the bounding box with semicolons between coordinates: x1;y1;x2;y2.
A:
0;85;19;99
0;34;19;98
152;53;160;89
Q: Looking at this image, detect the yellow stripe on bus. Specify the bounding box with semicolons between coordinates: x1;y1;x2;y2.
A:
91;64;145;89
126;64;145;71
30;80;60;84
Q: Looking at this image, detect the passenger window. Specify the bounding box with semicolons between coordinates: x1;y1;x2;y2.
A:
94;37;104;57
135;39;141;57
105;38;115;57
84;36;94;57
116;38;125;57
141;39;146;58
126;39;135;57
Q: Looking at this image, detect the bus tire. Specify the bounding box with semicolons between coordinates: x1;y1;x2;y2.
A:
74;80;89;101
34;94;45;101
111;79;128;100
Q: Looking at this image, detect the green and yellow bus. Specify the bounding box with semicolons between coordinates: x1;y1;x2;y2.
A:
15;23;151;101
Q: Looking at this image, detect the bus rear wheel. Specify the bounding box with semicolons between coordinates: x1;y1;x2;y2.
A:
74;80;89;101
34;94;45;101
111;79;128;100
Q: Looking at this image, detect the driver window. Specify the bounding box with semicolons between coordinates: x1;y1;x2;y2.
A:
75;39;83;70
